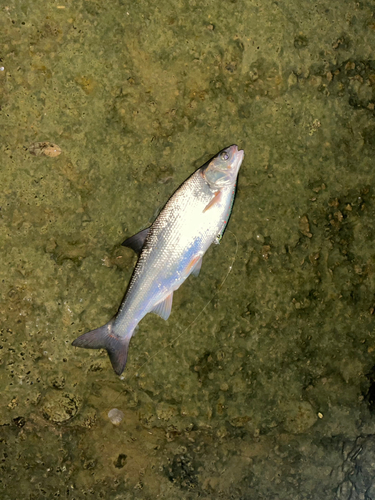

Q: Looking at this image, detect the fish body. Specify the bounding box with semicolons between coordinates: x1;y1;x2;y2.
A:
72;145;244;374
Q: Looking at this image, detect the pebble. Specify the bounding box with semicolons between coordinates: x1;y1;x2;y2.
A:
28;141;62;157
108;408;124;425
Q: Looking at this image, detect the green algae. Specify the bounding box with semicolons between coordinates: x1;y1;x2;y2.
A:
1;0;375;498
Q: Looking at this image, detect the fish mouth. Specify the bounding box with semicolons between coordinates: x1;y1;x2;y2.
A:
228;143;244;157
237;148;244;163
228;144;244;172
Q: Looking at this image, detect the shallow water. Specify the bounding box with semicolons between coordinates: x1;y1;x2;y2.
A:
1;0;375;498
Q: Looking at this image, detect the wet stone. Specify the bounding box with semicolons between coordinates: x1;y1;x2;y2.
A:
41;392;80;423
156;402;178;421
50;375;65;389
28;141;62;157
166;453;199;491
299;214;312;238
282;401;317;434
108;408;124;425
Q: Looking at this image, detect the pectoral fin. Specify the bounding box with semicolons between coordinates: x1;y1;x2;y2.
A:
191;256;203;277
203;190;222;213
121;227;150;254
180;253;204;281
151;293;173;320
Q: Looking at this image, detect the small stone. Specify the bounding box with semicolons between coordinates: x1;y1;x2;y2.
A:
50;375;65;389
328;198;339;207
334;211;343;222
45;238;57;253
345;61;355;71
108;408;124;425
262;245;271;260
288;72;298;87
28;141;62;157
217;426;227;438
309;252;320;264
299;215;312;238
282;401;317;433
42;393;80;423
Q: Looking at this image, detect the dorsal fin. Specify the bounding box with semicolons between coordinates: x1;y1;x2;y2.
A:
121;227;150;255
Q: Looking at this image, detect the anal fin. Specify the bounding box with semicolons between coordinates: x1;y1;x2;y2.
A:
183;253;203;279
151;293;173;321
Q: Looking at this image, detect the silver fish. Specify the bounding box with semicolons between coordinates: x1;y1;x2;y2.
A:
72;145;244;374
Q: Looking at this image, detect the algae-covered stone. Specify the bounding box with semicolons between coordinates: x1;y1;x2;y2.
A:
156;402;178;422
28;141;62;157
41;392;81;423
281;401;317;434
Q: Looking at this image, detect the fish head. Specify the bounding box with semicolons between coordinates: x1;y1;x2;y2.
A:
203;145;244;189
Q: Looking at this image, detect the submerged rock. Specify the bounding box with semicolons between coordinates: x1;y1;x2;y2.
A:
41;393;80;423
28;141;62;157
108;408;124;425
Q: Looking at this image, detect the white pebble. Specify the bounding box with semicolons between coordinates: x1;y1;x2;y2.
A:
108;408;124;425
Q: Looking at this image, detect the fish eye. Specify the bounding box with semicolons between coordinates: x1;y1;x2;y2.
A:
221;152;229;161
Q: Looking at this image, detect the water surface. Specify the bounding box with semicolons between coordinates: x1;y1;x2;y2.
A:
1;1;375;498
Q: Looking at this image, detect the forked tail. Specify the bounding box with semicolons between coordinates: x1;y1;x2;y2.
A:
72;319;130;375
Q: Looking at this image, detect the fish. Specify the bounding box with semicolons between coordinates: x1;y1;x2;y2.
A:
72;144;244;375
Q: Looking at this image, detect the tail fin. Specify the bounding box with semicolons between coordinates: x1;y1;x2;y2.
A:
72;320;130;375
